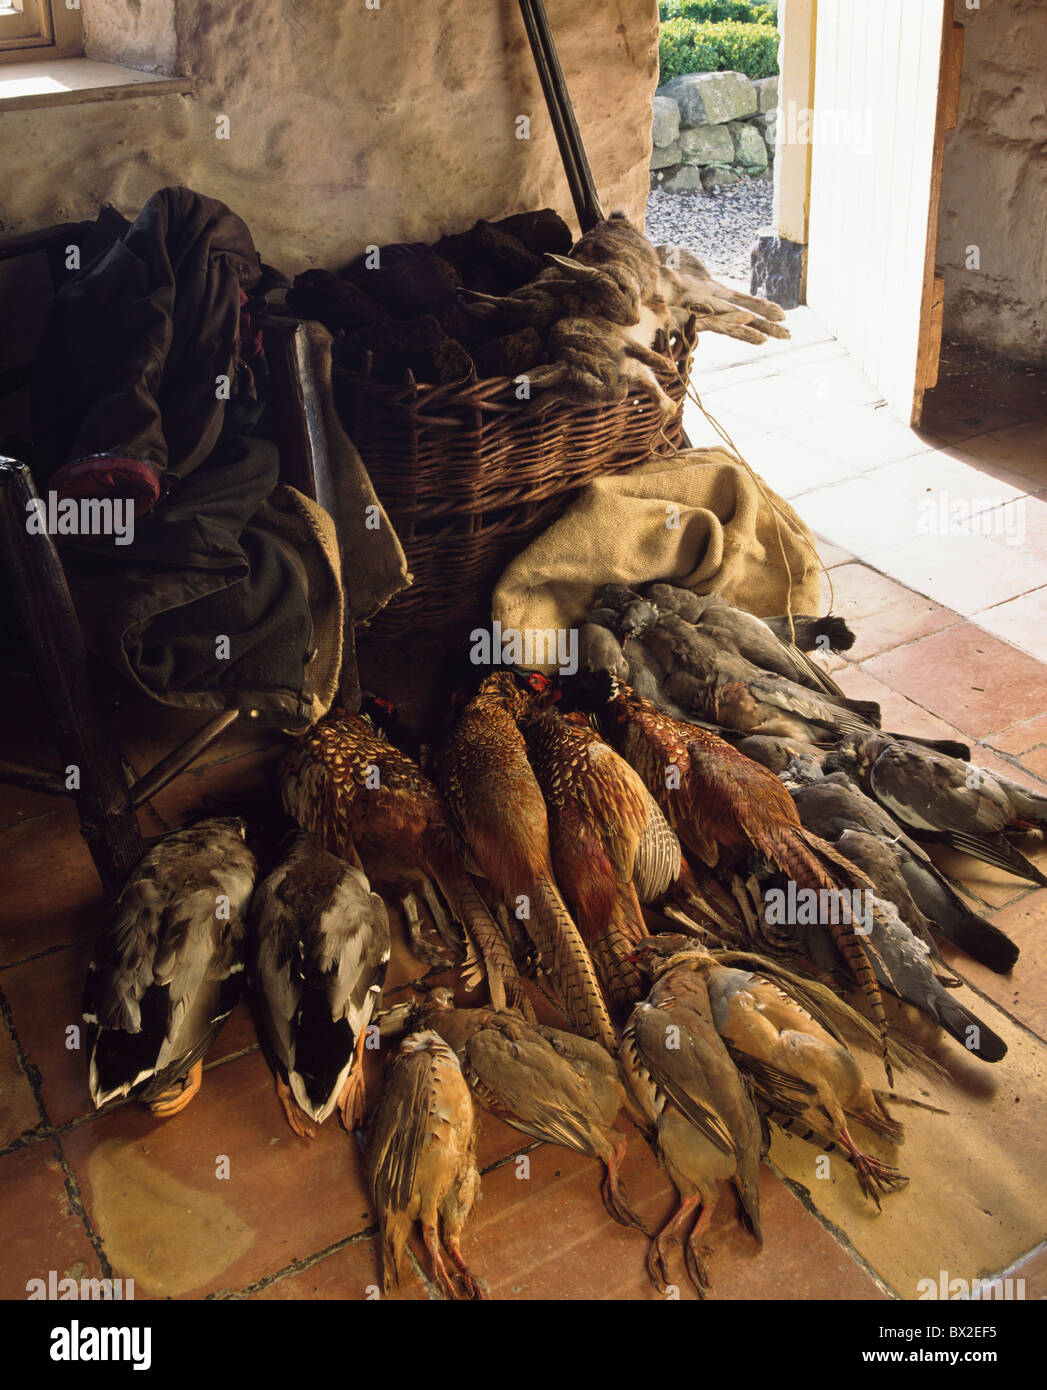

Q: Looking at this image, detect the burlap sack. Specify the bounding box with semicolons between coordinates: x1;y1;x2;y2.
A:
492;447;822;641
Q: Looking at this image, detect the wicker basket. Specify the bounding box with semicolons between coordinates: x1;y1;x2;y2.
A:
334;321;697;637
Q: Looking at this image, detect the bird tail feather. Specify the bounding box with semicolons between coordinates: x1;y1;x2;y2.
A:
531;874;617;1050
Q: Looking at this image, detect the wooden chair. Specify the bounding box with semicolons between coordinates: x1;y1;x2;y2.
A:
0;224;358;897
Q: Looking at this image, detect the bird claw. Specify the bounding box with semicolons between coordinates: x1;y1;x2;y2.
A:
145;1059;203;1117
276;1074;317;1140
684;1238;713;1297
645;1237;675;1295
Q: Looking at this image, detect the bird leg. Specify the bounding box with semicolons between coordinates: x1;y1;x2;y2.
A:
683;1197;717;1297
836;1124;908;1207
422;1223;462;1300
336;1032;369;1132
400;892;454;967
275;1073;317;1140
600;1136;648;1234
145;1059;203;1117
444;1235;487;1301
731;874;762;946
646;1194;701;1294
421;878;463;956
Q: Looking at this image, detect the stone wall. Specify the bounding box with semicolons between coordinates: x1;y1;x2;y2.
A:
0;0;659;273
936;0;1047;365
650;71;777;190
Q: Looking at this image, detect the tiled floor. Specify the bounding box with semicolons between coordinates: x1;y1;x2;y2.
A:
1;315;1045;1301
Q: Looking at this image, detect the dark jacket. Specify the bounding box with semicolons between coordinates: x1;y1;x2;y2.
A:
30;186;338;729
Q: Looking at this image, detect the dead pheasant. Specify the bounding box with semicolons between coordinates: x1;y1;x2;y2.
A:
280;710;530;1017
570;676;891;1079
518;702;651;1012
433;673;615;1049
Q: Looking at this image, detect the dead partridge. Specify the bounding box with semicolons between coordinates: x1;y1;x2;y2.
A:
620;950;763;1295
639;937;907;1206
367;1030;484;1300
415;988;645;1231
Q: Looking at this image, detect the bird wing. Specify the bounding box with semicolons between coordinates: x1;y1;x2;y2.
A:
747;674;874;739
869;743;1010;837
632;789;683;902
315;868;391;1036
369;1044;439;1215
465;1028;604;1155
249;862;302;1077
582;739;650;882
629;1001;736;1157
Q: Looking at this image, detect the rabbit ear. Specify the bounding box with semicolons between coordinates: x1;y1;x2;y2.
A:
544;253;609;283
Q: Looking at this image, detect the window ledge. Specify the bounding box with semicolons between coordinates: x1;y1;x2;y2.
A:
0;57;192;112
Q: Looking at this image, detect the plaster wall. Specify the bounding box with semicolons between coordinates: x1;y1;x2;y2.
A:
936;0;1047;364
1;0;659;273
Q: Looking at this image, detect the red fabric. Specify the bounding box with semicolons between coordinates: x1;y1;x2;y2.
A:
50;456;161;514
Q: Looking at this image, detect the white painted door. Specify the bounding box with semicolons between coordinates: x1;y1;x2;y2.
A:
805;0;950;425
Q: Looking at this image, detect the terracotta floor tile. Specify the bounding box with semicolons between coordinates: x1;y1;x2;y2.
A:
1;940;260;1130
946;422;1047;487
939;891;1047;1044
0;1142;105;1301
826;563;959;661
977;492;1047;561
768;990;1047;1300
248;1233;429;1301
987;713;1047;757
60;1048;374;1299
920;390;1031;446
465;1137;883;1301
1020;747;1047;782
972;588;1047;667
815;534;855;569
786;474;924;558
867;531;1047;617
115;695;286;780
871;448;1034;514
741;432;860;500
777;403;935;471
1004;1241;1047;1299
925;844;1030;912
862;625;1047;739
0;808;106;967
831;664;971;746
0;1017;43;1150
778;353;886;409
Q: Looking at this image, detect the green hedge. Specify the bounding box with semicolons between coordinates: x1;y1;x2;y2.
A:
659;18;780;82
658;1;777;25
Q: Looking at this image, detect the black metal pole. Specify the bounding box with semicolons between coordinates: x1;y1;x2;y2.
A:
517;0;605;233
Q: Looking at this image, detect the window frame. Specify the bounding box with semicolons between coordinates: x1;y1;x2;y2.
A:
0;0;83;64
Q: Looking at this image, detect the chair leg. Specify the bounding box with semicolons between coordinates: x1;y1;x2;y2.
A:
0;459;144;897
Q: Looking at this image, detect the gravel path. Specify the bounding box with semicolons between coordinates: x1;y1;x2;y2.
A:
645;178;774;287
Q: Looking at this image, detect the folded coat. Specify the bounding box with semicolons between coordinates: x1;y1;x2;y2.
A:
30;186;351;729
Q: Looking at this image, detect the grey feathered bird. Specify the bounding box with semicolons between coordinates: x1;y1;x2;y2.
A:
84;817;257;1114
250;831;391;1137
641;583;862;708
792;895;1007;1063
790;772;1019;973
829;735;1047;888
640;610;880;742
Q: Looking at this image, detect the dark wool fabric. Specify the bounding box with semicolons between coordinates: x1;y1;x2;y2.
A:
30;186;316;726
